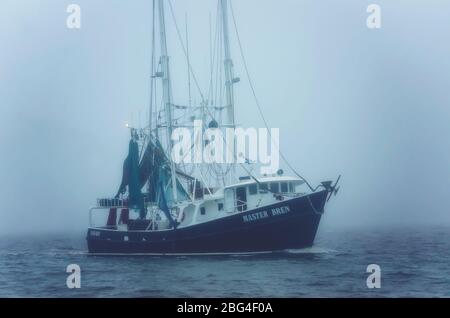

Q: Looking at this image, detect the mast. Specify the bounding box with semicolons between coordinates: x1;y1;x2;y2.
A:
220;0;235;128
220;0;238;182
147;0;156;199
158;0;178;202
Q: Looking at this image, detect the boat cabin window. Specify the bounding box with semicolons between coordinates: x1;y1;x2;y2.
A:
249;184;258;195
280;182;288;193
292;181;305;192
259;183;268;192
218;203;224;211
200;207;206;215
270;182;279;193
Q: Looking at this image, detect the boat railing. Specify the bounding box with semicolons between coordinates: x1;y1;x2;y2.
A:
96;197;154;208
97;198;128;208
226;200;248;213
89;206;129;229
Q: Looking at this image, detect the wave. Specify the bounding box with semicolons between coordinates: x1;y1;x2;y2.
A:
283;247;338;254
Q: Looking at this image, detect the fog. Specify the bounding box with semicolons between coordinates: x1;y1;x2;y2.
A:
0;0;449;236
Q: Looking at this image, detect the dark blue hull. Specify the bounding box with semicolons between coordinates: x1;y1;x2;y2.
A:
87;190;328;254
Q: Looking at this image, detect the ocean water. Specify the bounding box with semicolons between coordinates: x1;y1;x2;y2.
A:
1;226;449;298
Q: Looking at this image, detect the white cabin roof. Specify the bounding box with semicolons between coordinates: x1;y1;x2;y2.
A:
225;176;305;190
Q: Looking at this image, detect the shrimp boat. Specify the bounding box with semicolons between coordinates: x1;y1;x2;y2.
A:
87;0;340;255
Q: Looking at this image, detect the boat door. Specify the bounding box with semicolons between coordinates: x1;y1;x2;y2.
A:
236;187;247;212
224;188;235;212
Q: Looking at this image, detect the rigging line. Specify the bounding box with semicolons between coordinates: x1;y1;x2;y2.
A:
149;0;156;131
207;9;217;104
159;4;234;187
208;13;214;103
211;1;221;108
229;1;316;192
212;3;221;105
185;13;192;109
167;0;206;103
218;18;223;109
207;1;219;104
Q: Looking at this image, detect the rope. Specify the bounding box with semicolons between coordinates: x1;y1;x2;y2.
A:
167;0;206;103
307;194;322;215
229;1;316;192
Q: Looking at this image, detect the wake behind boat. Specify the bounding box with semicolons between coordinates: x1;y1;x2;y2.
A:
87;0;339;255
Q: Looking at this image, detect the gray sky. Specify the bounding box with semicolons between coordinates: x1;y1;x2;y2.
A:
0;0;449;235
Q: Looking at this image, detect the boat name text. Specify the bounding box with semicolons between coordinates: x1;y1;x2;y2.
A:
242;206;290;223
243;210;269;223
271;206;290;216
